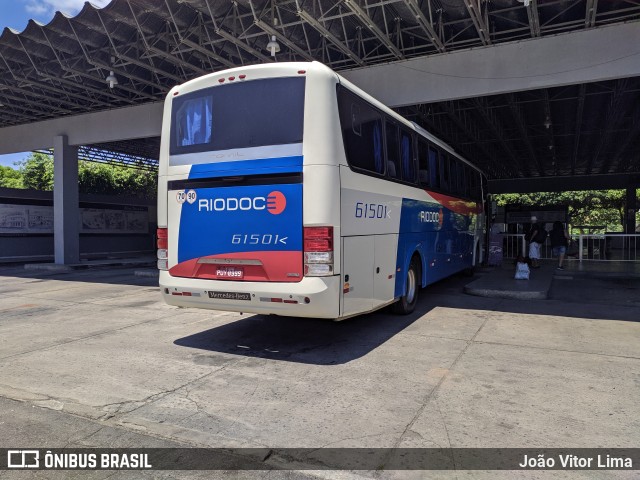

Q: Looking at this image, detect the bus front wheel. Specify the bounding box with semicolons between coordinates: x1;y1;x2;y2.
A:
393;258;419;315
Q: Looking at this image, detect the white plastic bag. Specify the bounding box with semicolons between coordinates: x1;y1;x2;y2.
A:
514;262;530;280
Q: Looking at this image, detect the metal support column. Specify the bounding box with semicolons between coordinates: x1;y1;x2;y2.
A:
626;185;637;234
53;135;79;264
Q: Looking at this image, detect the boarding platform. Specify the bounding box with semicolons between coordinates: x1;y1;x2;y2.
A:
464;264;555;300
464;260;640;300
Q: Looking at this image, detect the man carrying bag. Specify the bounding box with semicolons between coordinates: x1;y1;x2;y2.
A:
527;216;546;268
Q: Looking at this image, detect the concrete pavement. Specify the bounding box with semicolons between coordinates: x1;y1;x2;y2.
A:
0;264;639;479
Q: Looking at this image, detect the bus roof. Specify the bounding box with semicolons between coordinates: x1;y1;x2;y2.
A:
167;61;337;97
165;60;484;177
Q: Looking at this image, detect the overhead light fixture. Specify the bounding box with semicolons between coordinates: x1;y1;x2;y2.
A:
106;55;118;89
266;35;281;57
544;116;551;129
105;70;118;89
517;0;531;6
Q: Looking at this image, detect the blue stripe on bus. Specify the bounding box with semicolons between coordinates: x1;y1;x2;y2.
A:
394;198;475;298
188;156;303;179
177;183;303;264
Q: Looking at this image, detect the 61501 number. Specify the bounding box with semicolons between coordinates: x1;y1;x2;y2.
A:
232;234;288;245
355;202;389;219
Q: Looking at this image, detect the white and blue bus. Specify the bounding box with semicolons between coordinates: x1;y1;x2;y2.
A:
157;61;485;320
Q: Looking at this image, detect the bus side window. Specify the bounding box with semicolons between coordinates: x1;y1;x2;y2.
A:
386;121;401;180
373;121;383;174
454;160;464;196
428;145;439;189
450;160;458;195
400;129;416;183
440;153;450;192
418;140;429;186
470;170;480;200
463;166;471;198
338;88;385;175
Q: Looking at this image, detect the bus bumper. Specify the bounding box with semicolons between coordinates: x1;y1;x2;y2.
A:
159;271;341;319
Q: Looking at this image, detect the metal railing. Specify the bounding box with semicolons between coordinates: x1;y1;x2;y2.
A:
499;234;527;259
573;234;640;261
499;233;640;262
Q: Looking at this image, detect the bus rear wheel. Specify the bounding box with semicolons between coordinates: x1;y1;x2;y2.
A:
393;258;419;315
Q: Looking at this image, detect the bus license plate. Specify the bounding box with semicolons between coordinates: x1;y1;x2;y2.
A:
215;267;244;279
208;291;251;301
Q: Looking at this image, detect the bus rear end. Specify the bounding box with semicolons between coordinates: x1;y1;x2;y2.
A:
157;63;341;318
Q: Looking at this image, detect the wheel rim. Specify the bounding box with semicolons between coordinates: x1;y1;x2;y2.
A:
406;267;416;304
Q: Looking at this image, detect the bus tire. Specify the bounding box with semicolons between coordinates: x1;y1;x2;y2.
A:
393;257;420;315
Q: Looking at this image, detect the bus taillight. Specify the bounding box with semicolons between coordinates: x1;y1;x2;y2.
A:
157;228;168;270
304;227;333;276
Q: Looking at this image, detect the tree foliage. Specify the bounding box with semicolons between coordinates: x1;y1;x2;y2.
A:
0;152;156;198
495;190;640;232
0;165;24;189
20;152;54;190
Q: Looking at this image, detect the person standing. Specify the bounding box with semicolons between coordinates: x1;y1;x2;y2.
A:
527;216;545;268
550;221;570;270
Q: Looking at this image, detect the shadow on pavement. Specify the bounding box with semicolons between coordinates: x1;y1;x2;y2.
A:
174;302;430;366
174;271;640;365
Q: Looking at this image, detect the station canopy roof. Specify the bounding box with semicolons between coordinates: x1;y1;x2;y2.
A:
1;0;639;179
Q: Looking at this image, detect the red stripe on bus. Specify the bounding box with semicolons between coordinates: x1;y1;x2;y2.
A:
426;191;483;215
169;251;302;283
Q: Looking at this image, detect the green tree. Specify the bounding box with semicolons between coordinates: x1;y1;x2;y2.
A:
109;164;156;198
14;152;157;198
0;165;24;189
20;152;54;190
78;161;116;195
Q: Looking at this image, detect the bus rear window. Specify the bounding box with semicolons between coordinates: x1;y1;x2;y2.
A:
175;96;212;147
170;77;305;156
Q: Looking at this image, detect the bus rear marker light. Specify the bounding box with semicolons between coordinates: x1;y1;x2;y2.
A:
157;228;168;271
259;297;287;303
304;227;334;277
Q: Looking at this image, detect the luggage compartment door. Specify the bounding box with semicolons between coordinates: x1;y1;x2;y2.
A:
373;234;398;306
341;236;374;317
